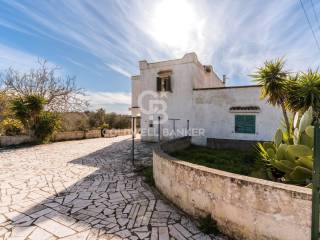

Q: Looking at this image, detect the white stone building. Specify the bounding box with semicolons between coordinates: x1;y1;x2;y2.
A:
131;52;282;145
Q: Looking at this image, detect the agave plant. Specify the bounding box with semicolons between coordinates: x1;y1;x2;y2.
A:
257;107;314;185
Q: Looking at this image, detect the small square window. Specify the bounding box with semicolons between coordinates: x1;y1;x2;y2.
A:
149;120;153;128
235;115;256;134
156;76;172;92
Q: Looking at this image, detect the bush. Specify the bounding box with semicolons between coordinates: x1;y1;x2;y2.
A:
0;118;24;136
100;123;110;129
34;112;60;143
198;215;220;235
10;94;46;129
141;166;155;186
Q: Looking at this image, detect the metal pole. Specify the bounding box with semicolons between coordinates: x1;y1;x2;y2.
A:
187;120;190;137
173;120;176;139
132;117;135;166
312;120;320;240
158;116;161;143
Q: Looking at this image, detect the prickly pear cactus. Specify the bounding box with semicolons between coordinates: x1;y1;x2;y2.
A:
257;107;314;185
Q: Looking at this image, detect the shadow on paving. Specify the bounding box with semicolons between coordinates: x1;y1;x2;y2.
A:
5;138;220;240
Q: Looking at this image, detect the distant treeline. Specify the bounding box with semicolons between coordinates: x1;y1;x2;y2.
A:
60;108;136;131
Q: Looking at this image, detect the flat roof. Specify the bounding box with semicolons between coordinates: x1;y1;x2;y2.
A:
193;85;261;91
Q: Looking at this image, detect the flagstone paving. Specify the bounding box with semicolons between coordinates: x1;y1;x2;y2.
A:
0;136;228;240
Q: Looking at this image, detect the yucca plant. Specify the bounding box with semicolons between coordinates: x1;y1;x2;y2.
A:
286;69;320;118
251;58;291;138
11;97;30;127
257;68;320;185
10;94;47;136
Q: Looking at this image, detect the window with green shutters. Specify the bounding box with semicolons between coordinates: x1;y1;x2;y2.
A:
235;115;256;134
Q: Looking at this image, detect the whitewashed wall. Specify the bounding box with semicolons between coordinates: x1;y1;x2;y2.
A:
131;53;283;143
131;75;141;108
138;53;195;141
191;86;283;145
137;53;226;142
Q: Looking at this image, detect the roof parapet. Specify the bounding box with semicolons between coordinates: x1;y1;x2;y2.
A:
131;75;140;81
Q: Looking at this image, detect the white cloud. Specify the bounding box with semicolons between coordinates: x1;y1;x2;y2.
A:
85;91;131;113
65;57;87;69
106;64;131;78
2;0;320;86
0;43;43;71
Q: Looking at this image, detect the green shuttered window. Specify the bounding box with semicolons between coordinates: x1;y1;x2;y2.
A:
235;115;256;134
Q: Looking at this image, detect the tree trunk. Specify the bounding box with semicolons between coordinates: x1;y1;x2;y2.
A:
281;103;291;139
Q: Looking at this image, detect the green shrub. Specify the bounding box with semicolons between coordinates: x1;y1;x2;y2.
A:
0;118;24;136
24;94;46;115
34;112;60;143
198;215;220;235
100;123;110;129
10;97;29;126
10;94;46;129
257;107;314;185
142;166;155;186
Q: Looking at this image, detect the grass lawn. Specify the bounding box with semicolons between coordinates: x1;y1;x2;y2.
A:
170;145;264;177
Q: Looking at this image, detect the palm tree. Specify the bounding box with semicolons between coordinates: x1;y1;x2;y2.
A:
251;58;291;137
286;69;320;117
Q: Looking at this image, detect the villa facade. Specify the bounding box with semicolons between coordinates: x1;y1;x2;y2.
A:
131;53;282;145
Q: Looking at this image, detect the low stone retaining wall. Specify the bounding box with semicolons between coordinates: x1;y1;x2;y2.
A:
52;131;87;141
102;129;132;138
0;135;35;147
153;137;311;240
0;129;132;147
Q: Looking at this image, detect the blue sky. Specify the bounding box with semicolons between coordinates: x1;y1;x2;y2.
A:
0;0;320;113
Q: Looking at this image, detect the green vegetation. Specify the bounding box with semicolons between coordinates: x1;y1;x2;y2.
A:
34;112;60;143
85;109;133;130
286;70;320;115
257;108;313;185
0;60;85;142
252;58;320;186
171;145;260;177
251;58;291;137
11;94;46;132
140;166;155;186
0;61;133;143
198;215;220;235
59;109;134;132
0;118;23;136
9;94;60;143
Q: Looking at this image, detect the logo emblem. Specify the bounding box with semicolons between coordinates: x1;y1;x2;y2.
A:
138;90;168;124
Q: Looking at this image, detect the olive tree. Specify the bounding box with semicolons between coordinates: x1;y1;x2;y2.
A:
2;59;88;112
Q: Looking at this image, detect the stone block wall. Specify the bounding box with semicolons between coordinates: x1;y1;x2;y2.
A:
0;129;132;147
52;131;86;142
0;135;35;147
153;138;311;240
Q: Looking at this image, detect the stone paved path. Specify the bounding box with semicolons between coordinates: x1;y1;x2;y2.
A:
0;136;227;240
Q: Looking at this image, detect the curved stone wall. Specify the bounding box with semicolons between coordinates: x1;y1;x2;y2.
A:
153;137;311;240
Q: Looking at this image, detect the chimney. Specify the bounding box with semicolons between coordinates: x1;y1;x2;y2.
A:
222;74;227;84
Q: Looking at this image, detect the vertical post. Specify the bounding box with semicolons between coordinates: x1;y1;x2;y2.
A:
173;119;176;139
187;120;190;137
158;116;161;143
132;117;135;166
312;120;320;240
